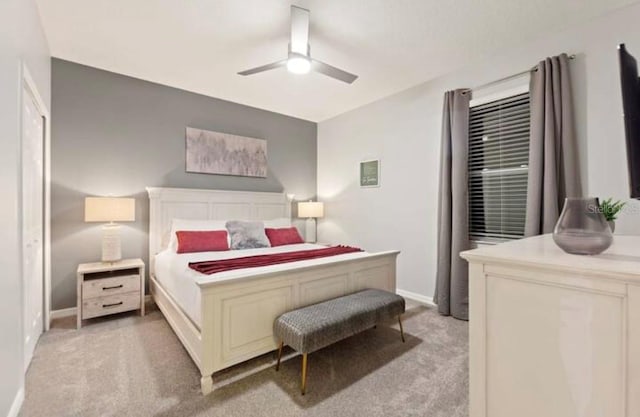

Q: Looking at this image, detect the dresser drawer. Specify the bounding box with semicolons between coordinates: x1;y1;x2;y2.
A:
82;274;140;300
82;292;141;319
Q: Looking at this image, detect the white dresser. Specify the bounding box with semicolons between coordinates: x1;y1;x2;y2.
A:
461;234;640;417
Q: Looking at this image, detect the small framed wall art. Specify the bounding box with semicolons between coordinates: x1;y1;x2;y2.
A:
360;159;380;187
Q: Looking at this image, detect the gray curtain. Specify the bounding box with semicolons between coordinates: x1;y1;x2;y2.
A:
525;53;582;236
434;89;470;320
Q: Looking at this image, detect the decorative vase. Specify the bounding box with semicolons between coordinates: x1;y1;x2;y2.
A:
608;220;616;233
552;197;613;255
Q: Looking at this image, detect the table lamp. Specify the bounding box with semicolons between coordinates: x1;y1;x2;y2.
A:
85;197;135;262
298;201;324;243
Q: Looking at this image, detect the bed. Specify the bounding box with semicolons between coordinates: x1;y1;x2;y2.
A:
147;187;400;394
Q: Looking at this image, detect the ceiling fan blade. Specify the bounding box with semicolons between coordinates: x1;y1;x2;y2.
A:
311;59;358;84
237;60;287;76
290;6;309;55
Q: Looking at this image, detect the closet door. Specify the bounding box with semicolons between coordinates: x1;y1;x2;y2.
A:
22;85;44;370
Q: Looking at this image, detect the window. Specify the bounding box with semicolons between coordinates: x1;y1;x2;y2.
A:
468;91;530;241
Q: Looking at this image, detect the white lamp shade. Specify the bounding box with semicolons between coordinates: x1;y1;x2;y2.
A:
85;197;135;222
298;201;324;218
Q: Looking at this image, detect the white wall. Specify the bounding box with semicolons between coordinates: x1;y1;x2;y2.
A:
0;0;50;415
317;3;640;299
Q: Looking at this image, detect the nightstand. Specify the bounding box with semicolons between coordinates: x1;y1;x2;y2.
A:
77;258;145;329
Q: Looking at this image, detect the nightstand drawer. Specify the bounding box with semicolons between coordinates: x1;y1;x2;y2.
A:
82;274;140;300
82;292;141;319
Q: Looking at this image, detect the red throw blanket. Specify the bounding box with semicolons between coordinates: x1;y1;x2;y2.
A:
189;245;363;275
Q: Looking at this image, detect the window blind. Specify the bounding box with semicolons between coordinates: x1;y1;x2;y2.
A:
468;92;530;241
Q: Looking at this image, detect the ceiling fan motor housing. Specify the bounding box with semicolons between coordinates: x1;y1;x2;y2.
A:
288;43;311;59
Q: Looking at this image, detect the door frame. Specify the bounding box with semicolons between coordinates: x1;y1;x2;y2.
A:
20;63;51;335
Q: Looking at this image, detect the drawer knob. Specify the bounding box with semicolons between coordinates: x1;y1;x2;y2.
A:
102;301;123;308
103;284;124;291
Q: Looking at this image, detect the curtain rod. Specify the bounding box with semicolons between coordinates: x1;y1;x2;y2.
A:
462;54;576;94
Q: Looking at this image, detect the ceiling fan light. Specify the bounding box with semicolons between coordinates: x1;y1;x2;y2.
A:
287;56;311;74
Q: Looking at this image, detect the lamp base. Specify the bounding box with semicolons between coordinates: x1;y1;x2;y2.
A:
304;218;317;243
101;223;122;263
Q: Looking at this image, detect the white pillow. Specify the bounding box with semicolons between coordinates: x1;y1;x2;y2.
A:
169;219;228;251
263;217;292;228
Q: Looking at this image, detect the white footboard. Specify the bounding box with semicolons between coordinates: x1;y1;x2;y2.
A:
153;250;399;395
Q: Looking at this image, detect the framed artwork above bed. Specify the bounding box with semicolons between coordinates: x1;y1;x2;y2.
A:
185;127;267;178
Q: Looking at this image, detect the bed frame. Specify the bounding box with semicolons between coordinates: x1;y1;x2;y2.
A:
147;187;399;394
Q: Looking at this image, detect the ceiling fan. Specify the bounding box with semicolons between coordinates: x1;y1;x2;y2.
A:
238;6;358;84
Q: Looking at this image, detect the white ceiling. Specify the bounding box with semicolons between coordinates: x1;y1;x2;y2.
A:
37;0;638;122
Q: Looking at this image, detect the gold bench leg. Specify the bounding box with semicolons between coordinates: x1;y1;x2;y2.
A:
398;315;406;343
275;341;284;371
301;353;308;395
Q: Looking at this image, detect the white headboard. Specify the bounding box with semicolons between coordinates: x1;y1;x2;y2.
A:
146;187;292;273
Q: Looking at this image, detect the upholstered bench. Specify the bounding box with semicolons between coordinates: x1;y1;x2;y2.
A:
273;289;406;394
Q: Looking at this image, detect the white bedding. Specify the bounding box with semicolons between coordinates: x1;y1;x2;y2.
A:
154;243;370;327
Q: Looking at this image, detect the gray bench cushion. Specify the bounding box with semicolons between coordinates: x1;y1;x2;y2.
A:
274;289;405;353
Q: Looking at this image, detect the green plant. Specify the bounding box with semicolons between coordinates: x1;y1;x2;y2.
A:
599;198;626;222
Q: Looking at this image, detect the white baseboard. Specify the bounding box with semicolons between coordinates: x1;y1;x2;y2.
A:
396;289;436;306
7;386;24;417
50;295;153;321
49;306;76;320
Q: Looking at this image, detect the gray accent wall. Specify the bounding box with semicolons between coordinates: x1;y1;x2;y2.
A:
51;59;317;310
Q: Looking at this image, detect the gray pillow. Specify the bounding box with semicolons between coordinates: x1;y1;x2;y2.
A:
226;220;271;250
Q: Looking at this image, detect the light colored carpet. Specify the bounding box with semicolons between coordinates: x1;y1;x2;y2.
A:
20;302;468;417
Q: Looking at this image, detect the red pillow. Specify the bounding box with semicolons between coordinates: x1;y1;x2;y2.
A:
176;230;229;253
265;227;304;246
